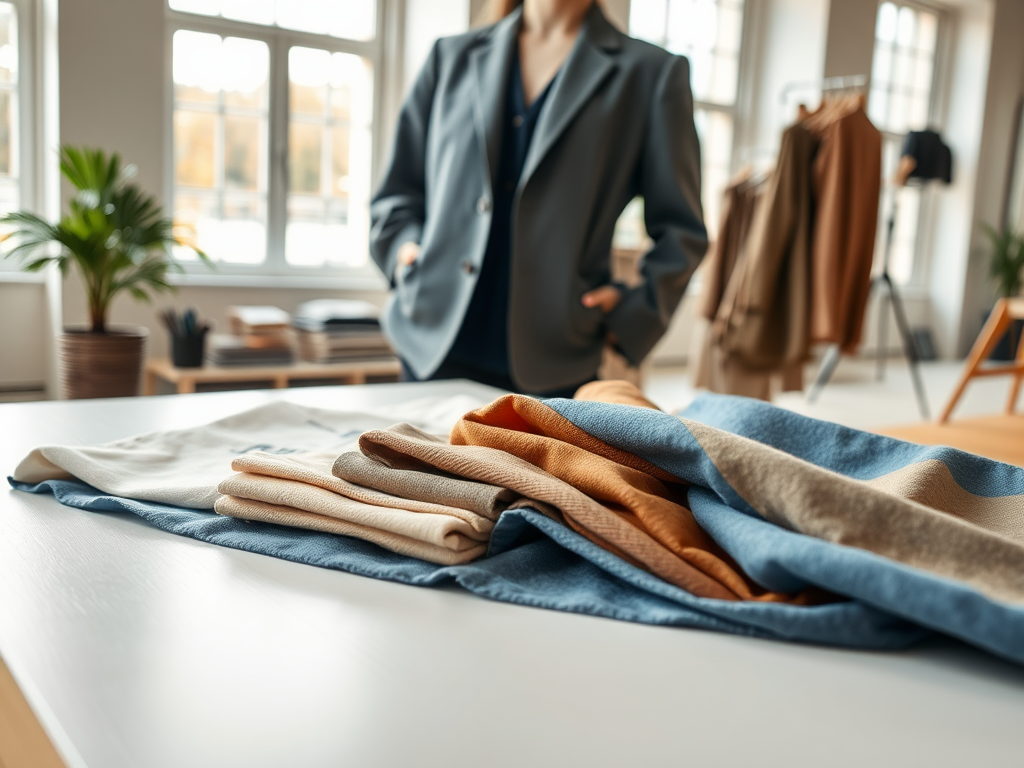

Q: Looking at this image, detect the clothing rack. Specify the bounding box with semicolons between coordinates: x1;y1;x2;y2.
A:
778;75;868;105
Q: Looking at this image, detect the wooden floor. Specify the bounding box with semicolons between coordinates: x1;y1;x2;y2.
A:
878;414;1024;468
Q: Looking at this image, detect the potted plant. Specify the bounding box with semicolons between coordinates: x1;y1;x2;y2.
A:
982;223;1024;361
0;146;208;398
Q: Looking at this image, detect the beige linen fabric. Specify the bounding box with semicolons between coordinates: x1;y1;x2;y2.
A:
231;451;496;531
11;396;489;508
215;495;487;565
215;450;497;565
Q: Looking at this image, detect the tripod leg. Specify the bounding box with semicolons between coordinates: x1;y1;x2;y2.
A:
807;344;841;404
885;275;930;419
876;277;890;382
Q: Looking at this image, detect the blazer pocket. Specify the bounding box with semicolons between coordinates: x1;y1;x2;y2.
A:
395;259;421;318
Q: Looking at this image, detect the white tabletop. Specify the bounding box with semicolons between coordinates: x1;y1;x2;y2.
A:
2;382;1023;768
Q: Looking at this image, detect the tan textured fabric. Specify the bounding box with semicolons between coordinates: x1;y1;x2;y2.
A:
864;460;1024;544
215;494;487;565
215;450;495;565
443;394;824;603
682;418;1024;605
810;105;882;351
332;450;514;519
228;451;496;530
700;123;814;398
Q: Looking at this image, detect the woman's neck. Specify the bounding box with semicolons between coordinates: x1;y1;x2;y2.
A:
521;0;593;37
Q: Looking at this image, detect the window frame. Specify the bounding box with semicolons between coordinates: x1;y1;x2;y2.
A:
625;0;753;247
0;0;40;275
868;0;951;290
164;2;391;280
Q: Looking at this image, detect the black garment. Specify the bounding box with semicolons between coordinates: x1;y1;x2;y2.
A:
901;130;953;184
446;46;557;377
400;359;591;400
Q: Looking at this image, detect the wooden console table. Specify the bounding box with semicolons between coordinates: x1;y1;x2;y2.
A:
144;357;402;395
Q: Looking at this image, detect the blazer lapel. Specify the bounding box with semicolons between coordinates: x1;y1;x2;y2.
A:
520;4;621;188
470;9;521;193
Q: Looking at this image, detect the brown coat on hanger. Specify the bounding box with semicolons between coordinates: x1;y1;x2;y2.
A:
809;100;882;351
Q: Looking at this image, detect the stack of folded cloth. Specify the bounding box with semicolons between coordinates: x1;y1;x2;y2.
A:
213;381;815;601
214;435;529;565
292;299;395;363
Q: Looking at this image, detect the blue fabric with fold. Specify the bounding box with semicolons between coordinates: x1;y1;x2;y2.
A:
10;477;925;650
545;393;1024;665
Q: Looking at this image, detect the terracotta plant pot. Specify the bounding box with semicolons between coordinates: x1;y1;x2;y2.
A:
59;325;148;399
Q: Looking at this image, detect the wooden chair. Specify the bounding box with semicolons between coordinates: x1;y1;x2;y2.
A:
939;297;1024;423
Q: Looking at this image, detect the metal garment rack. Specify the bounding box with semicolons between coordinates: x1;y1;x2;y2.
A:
778;74;868;105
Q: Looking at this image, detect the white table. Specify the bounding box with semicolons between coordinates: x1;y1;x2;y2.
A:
2;382;1023;768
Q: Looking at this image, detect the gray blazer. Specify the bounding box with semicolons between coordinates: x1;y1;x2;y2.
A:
370;4;707;391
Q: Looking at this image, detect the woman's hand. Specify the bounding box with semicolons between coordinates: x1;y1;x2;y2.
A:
581;284;622;313
397;241;421;268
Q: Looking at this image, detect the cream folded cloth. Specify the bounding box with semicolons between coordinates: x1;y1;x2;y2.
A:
215;450;495;565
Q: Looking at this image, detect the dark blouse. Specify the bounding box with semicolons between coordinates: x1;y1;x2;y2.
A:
446;47;557;376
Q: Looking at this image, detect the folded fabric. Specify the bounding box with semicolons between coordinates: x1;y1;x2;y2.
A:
216;494;486;565
356;422;811;603
227;451;498;531
214;451;495;565
333;450;516;520
10;397;489;508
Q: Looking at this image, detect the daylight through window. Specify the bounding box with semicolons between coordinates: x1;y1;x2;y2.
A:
169;0;378;272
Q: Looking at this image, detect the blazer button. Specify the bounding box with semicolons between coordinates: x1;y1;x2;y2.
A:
461;260;476;275
476;196;491;214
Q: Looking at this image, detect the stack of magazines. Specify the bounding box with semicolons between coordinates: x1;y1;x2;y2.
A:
207;306;295;366
292;300;395;364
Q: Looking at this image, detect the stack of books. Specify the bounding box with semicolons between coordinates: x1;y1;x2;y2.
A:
292;300;395;364
207;306;295;366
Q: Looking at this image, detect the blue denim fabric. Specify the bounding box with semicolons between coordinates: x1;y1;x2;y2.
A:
546;394;1024;665
11;477;925;651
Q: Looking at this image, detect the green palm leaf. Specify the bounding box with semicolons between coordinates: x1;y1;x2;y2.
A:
1;145;211;332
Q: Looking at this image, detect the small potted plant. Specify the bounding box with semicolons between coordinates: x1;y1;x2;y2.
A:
0;146;208;398
982;223;1024;361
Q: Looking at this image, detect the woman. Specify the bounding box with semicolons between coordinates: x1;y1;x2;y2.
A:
370;0;706;396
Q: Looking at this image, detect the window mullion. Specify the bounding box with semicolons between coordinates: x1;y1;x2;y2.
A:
266;32;289;272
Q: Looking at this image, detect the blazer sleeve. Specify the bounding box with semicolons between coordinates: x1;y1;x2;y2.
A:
369;42;440;286
604;54;708;365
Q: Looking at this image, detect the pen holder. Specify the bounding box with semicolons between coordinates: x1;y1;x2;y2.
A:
171;329;208;368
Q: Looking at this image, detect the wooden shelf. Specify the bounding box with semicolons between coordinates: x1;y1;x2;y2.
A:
144;357;401;395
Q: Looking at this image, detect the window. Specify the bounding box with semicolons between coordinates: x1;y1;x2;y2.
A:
168;0;379;274
0;0;31;274
868;1;942;285
629;0;746;238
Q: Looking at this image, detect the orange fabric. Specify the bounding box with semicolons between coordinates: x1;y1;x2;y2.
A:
573;379;662;411
450;392;821;604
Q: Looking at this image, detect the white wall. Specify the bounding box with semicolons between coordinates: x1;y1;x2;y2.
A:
927;0;993;358
955;0;1024;354
0;281;48;388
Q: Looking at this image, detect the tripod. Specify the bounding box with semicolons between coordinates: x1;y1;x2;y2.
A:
806;197;931;418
